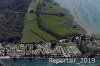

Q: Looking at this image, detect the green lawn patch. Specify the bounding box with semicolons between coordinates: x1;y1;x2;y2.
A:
21;1;56;43
40;1;86;36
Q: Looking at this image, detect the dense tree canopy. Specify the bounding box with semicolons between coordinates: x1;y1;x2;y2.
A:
0;0;32;43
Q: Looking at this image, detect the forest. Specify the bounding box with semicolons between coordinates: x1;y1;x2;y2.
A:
0;0;32;43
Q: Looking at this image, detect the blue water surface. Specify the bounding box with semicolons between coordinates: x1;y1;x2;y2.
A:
1;58;100;66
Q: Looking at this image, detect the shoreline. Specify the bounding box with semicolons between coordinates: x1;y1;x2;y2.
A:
53;0;87;34
40;0;87;35
0;56;100;59
54;0;100;35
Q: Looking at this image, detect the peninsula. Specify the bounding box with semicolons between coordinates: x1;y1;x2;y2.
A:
0;0;99;59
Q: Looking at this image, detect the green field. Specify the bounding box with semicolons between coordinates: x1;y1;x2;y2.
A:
21;1;56;43
40;1;86;36
21;0;86;43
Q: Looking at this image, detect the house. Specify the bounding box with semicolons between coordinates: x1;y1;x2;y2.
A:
59;39;67;43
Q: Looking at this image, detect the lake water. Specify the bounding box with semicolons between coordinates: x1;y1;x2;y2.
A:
1;58;100;66
55;0;100;34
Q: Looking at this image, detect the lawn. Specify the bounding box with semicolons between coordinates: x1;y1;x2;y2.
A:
40;11;85;36
21;1;56;43
40;1;86;36
40;15;72;36
21;0;86;43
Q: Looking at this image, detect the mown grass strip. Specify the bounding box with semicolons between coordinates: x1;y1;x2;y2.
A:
21;1;56;43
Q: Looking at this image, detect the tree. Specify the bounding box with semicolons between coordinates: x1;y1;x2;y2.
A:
32;44;37;50
50;40;57;49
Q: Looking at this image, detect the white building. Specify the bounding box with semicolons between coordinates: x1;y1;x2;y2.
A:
34;0;42;1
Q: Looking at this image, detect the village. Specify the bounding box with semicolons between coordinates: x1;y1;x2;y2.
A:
0;34;100;59
0;40;81;59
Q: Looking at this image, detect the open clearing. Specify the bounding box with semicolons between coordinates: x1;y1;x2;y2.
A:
21;1;56;43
